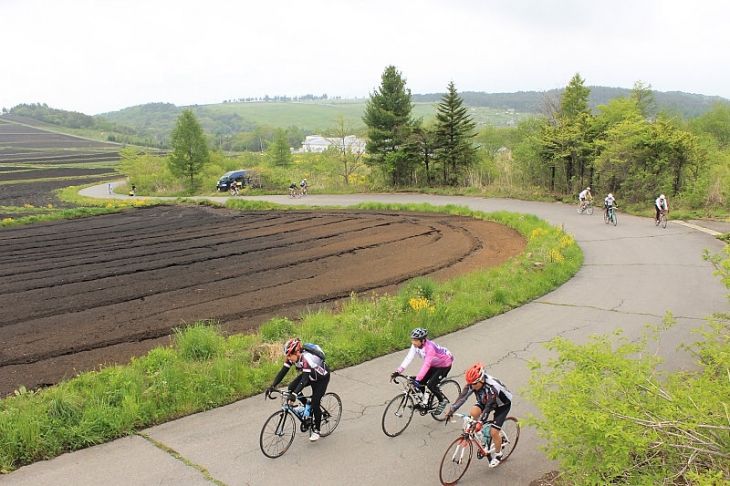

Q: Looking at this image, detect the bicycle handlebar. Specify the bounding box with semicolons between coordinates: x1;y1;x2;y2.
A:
390;373;417;385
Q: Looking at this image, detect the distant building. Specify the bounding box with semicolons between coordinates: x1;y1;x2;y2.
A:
294;135;366;154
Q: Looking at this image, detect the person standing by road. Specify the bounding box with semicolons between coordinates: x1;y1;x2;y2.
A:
107;183;112;194
655;194;668;223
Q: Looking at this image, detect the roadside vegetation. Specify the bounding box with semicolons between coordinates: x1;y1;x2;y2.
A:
0;201;581;472
524;246;730;485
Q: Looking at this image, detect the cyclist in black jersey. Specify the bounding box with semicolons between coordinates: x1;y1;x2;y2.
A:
445;362;513;468
267;338;330;441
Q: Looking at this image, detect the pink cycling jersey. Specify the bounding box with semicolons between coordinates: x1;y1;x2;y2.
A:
396;339;453;382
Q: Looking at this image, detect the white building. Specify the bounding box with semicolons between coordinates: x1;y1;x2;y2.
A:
295;135;366;154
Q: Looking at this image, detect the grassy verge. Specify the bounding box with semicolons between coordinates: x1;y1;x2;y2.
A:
0;199;581;473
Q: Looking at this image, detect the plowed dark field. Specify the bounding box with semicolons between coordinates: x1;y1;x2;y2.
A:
0;204;525;397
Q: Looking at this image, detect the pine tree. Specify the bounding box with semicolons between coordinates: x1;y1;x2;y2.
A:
362;65;415;185
266;128;293;167
433;81;478;185
168;109;209;192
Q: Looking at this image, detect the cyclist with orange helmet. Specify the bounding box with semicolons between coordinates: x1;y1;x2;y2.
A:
267;338;330;441
390;327;454;414
445;362;513;468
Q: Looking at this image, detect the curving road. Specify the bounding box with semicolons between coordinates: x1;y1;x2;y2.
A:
5;191;729;486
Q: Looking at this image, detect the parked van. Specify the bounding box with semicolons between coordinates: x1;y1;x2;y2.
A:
216;170;249;192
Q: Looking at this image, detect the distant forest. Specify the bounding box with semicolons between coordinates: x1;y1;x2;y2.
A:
412;87;729;118
4;88;728;150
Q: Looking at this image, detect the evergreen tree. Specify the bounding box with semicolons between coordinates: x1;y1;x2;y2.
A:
168;109;209;192
433;81;478;185
362;65;415;185
266;128;293;167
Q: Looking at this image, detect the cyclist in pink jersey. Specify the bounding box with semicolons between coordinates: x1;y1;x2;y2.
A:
390;327;454;414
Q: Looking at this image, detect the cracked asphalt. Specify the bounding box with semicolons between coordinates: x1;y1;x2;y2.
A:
4;192;729;486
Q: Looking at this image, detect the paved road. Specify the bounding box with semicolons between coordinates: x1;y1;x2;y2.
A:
5;188;729;486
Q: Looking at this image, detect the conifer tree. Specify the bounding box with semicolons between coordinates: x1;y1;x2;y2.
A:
433;81;477;185
362;65;415;185
168;109;209;192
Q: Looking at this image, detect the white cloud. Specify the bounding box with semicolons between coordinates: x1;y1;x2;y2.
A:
1;0;728;115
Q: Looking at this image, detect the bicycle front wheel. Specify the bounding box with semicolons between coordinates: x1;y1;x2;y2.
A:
439;436;473;485
259;410;296;458
611;211;617;226
431;379;462;422
586;204;594;215
498;417;521;462
319;392;342;437
382;392;416;437
661;214;667;228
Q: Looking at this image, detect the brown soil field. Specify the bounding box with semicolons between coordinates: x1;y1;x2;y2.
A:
0;167;114;182
0;204;525;397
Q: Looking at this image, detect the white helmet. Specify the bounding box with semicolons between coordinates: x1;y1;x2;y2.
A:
660;194;665;200
608;193;613;198
586;187;591;191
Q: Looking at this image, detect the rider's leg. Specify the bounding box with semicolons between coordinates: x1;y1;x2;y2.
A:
309;373;330;434
424;366;450;402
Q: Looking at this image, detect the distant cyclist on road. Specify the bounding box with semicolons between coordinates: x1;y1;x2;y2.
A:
445;362;513;468
299;178;308;196
655;194;669;223
578;187;592;211
390;327;453;415
266;338;330;442
604;193;617;216
289;182;298;197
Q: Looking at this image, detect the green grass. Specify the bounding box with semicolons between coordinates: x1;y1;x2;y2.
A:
0;201;582;472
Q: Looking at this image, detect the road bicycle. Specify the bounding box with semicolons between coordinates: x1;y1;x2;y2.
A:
288;187;300;198
577;198;594;215
604;205;618;226
300;185;308;196
259;388;342;458
229;185;240;196
439;413;521;485
381;373;461;437
655;209;668;228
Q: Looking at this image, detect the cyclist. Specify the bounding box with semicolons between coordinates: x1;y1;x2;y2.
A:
299;178;308;195
289;182;298;197
390;327;453;415
655;194;668;223
445;362;513;468
604;193;617;217
266;338;330;441
578;186;592;210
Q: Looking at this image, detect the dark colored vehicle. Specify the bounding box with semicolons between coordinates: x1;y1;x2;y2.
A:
216;170;249;192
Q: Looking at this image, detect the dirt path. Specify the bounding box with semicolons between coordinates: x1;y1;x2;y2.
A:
0;204;524;396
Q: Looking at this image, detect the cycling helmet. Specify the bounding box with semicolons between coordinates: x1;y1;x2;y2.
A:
660;194;666;200
586;187;591;191
608;193;613;198
410;327;428;340
283;337;302;356
465;362;486;385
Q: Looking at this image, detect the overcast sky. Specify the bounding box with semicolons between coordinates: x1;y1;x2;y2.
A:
2;0;728;115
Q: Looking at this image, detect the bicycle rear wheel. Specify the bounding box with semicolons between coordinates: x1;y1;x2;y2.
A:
382;392;416;437
318;392;342;437
439;436;473;485
259;410;296;458
604;210;609;224
586;204;594;215
577;204;584;214
430;379;462;421
497;417;521;462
